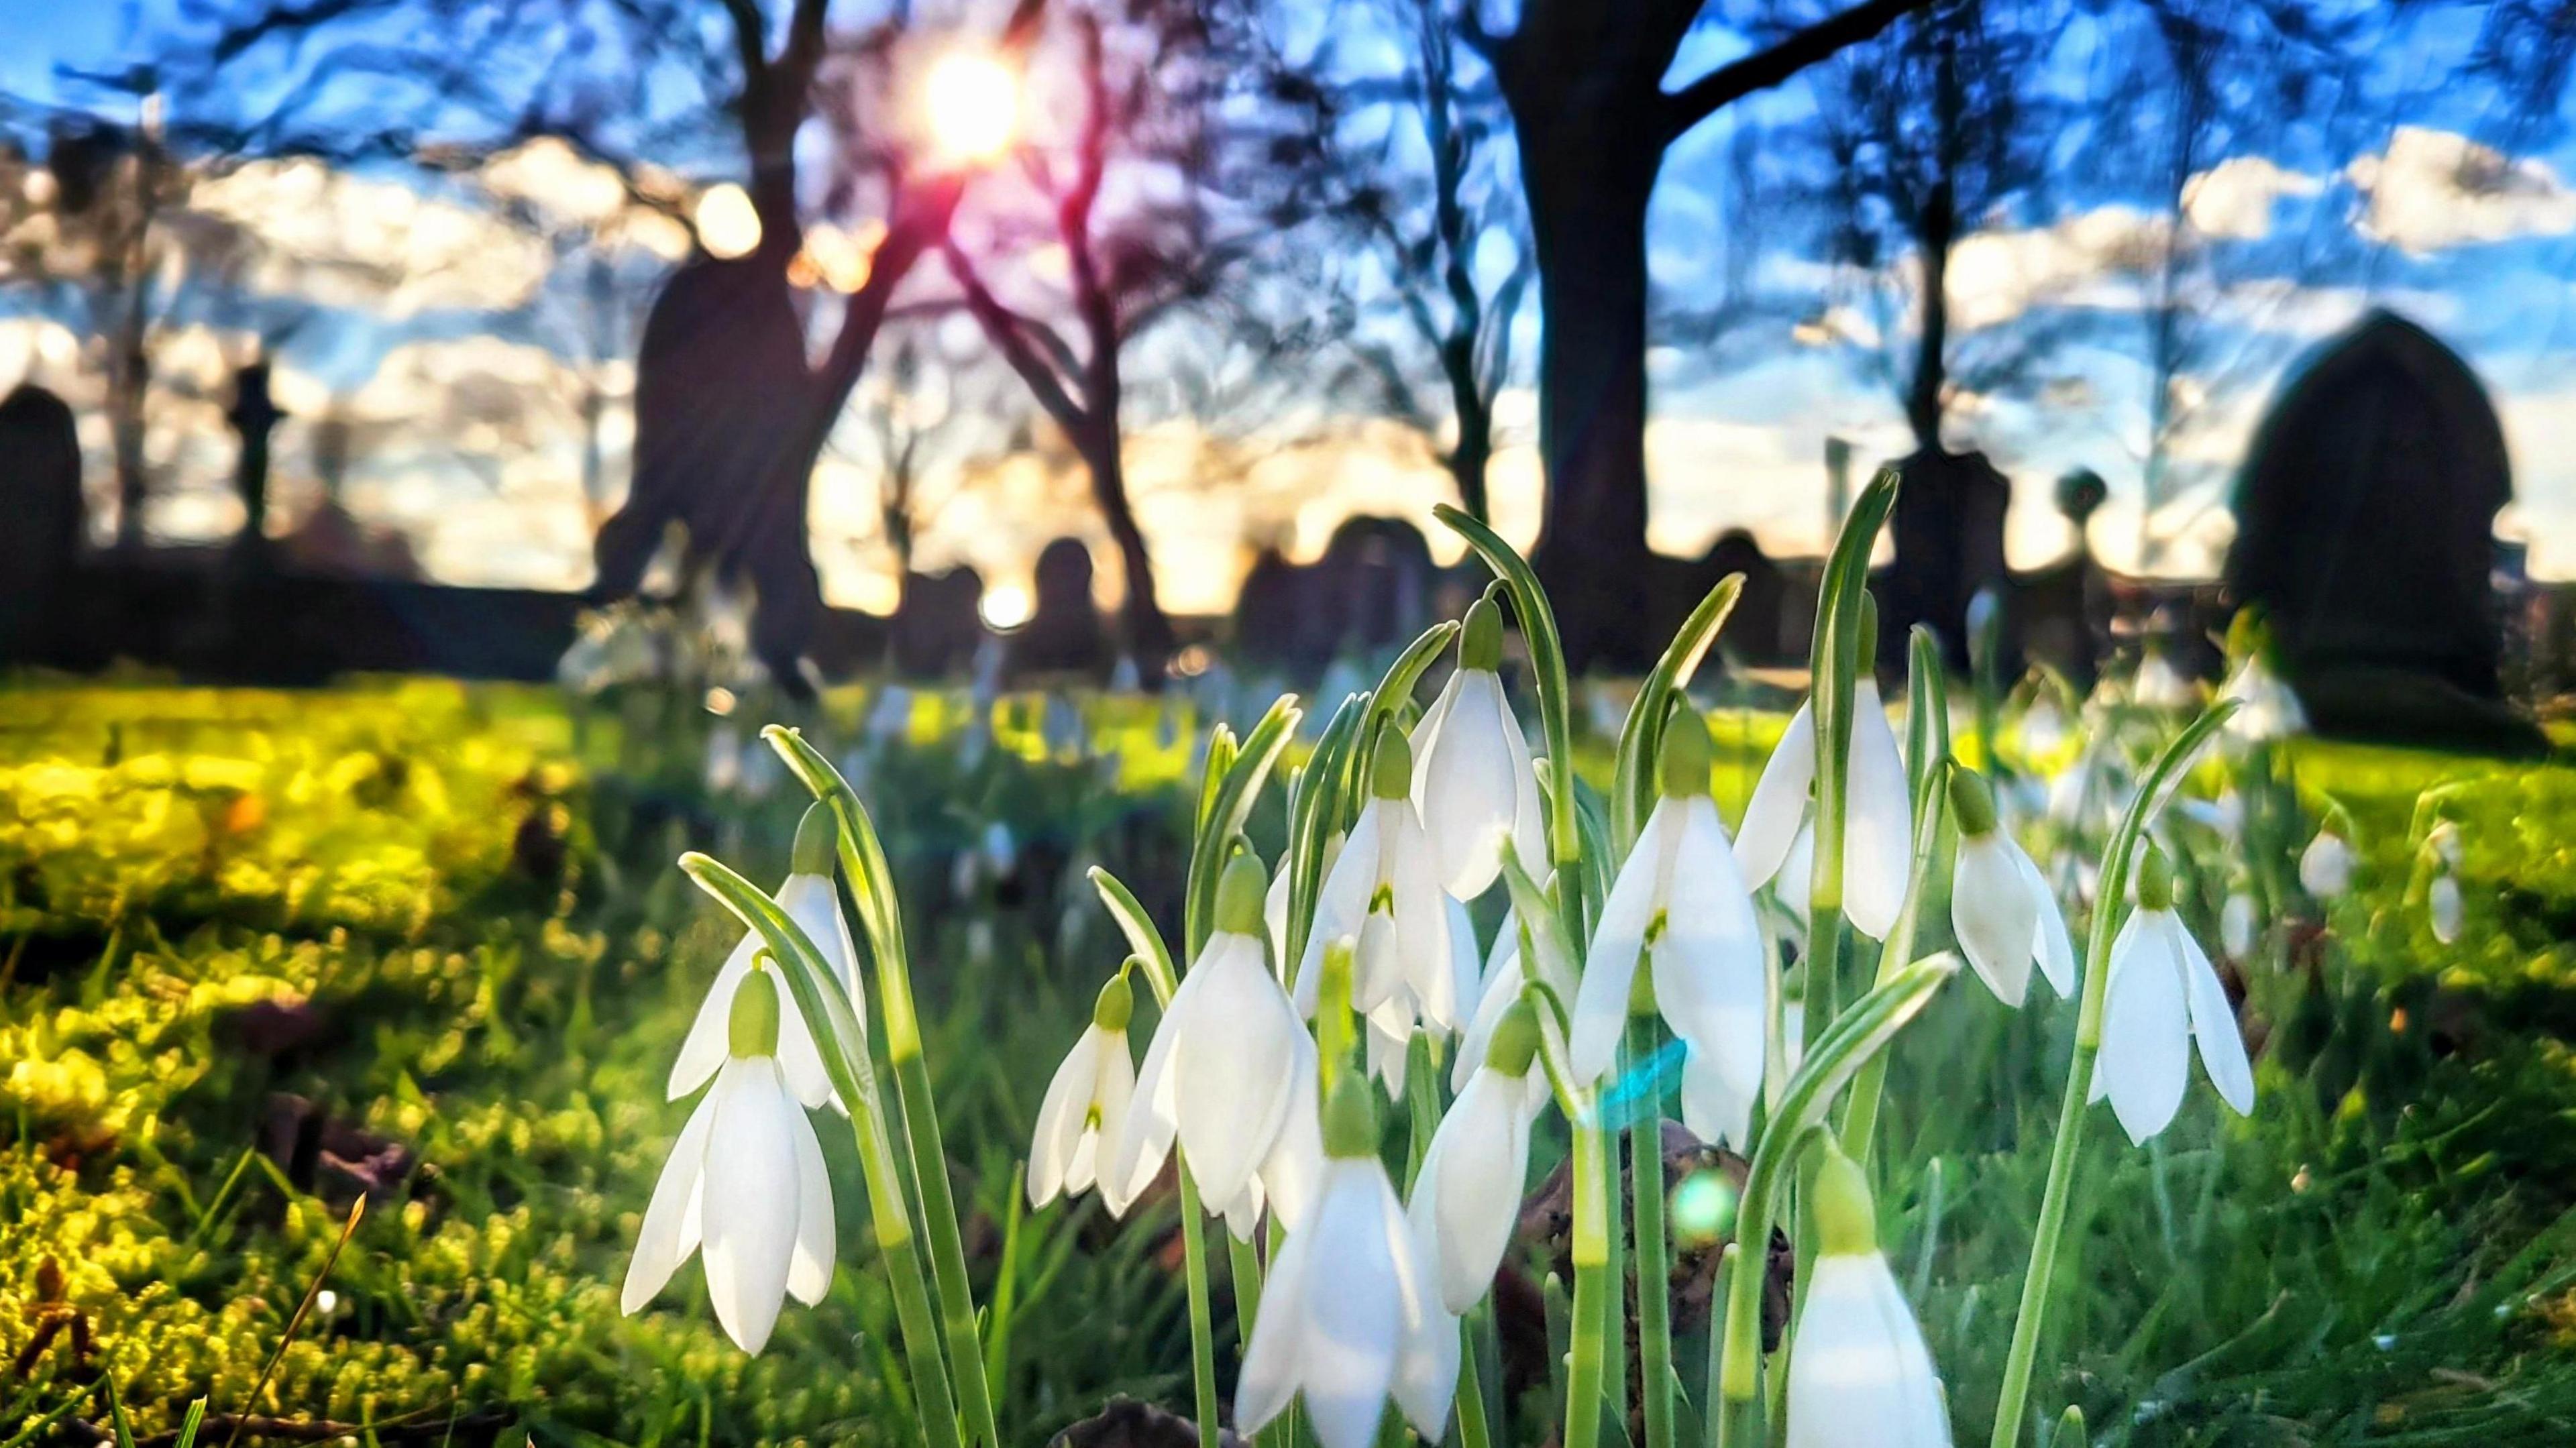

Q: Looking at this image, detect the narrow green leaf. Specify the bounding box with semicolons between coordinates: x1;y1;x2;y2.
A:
1087;866;1179;1006
1613;573;1743;850
1184;695;1301;958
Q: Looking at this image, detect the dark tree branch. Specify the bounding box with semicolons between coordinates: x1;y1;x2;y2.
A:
943;238;1091;436
1660;0;1929;142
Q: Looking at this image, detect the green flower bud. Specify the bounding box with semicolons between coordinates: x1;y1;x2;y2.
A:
1948;765;1998;838
1484;999;1542;1076
1216;850;1271;937
1460;596;1503;672
1092;968;1135;1032
1811;1141;1878;1256
2137;844;2174;911
1322;1074;1380;1160
790;801;836;877
1659;706;1711;801
729;967;782;1059
1371;724;1414;801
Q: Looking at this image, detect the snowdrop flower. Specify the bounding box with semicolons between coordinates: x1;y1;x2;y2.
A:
1237;1077;1458;1448
1946;769;2075;1007
2220;651;2306;742
1735;604;1913;938
671;806;855;1111
1112;852;1309;1224
2019;690;2067;761
1784;1144;1950;1448
1410;598;1546;899
2300;826;2354;900
1295;726;1456;1030
623;969;835;1355
2133;647;2197;710
1572;713;1765;1130
1409;1001;1544;1312
703;720;743;794
2221;891;2257;958
2094;848;2255;1144
2429;872;2463;945
1029;972;1138;1210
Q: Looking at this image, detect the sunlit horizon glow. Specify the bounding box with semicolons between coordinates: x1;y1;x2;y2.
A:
922;50;1020;167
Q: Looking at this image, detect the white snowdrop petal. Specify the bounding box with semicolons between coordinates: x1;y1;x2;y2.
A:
1296;1168;1407;1448
1424;1071;1528;1313
700;1059;802;1353
1171;939;1301;1208
1419;670;1521;898
669;932;757;1101
1842;686;1915;940
1454;951;1525;1095
1107;966;1208;1211
1295;807;1383;1009
1572;801;1671;1081
1388;812;1456;1028
1951;833;2038;1006
1681;1042;1756;1151
2017;844;2078;998
785;1099;836;1306
1256;1038;1325;1230
1737;702;1817;889
1234;1199;1318;1437
2097;911;2191;1144
776;875;861;1110
1652;799;1769;1086
1786;1255;1951;1448
1444;893;1483;1038
1028;1027;1102;1208
2172;915;2255;1117
1499;703;1548;892
622;1082;720;1315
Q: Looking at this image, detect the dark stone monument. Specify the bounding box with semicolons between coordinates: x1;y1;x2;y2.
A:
227;359;284;571
1884;447;2011;671
2226;311;2540;753
0;384;84;665
1699;529;1786;666
1012;537;1108;679
890;566;986;678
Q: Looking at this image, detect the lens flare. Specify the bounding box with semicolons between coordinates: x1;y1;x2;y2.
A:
924;50;1019;166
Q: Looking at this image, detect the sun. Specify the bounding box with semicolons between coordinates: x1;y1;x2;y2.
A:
924;50;1019;166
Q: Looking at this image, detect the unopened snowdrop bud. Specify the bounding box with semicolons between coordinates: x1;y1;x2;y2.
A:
1947;768;2076;1007
1030;970;1139;1210
1413;596;1548;900
1734;595;1913;938
2093;846;2255;1144
2429;873;2463;945
1238;1074;1457;1448
2300;826;2354;900
669;805;855;1112
623;962;836;1354
1786;1146;1950;1448
1113;850;1309;1223
1297;723;1455;1029
1573;709;1764;1122
2221;891;2257;959
1408;1001;1542;1313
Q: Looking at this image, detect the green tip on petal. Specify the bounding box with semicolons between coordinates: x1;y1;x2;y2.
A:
1322;1074;1380;1160
1092;968;1135;1032
2137;843;2174;911
1485;1000;1541;1076
1460;597;1503;671
1854;588;1881;670
1811;1141;1878;1256
1215;850;1271;936
1659;705;1711;800
1947;764;1998;838
790;801;836;877
2050;1406;2088;1448
729;968;782;1059
1370;723;1413;801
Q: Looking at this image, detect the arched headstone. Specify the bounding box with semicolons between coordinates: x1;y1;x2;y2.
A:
2226;311;2537;750
0;384;84;664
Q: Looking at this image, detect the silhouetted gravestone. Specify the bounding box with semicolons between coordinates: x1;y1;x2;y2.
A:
1700;529;1786;665
2226;311;2540;752
1231;546;1301;668
1318;515;1438;657
1013;538;1108;679
228;359;283;571
0;384;83;665
1884;447;2011;671
891;566;985;677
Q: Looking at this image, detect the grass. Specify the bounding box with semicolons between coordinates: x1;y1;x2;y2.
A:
1;676;2573;1444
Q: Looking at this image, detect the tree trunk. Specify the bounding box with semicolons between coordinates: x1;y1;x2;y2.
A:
1077;424;1174;673
1441;333;1493;522
1519;117;1661;671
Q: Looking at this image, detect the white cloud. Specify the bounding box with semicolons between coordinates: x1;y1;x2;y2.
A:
1946;206;2167;330
187;158;553;317
2347;127;2576;255
2183;156;2322;241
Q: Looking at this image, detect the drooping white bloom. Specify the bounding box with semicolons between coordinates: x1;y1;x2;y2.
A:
1735;681;1914;939
1237;1080;1458;1448
1682;1038;1758;1151
671;808;858;1111
1784;1147;1951;1448
2429;872;2463;944
2093;850;2255;1144
1572;715;1766;1119
2019;691;2067;761
1946;769;2076;1007
2221;891;2257;958
2300;827;2355;899
1411;598;1546;899
1295;726;1456;1031
1408;1003;1544;1312
1030;974;1138;1211
2220;653;2306;741
624;970;835;1355
1112;853;1309;1222
2133;648;2198;710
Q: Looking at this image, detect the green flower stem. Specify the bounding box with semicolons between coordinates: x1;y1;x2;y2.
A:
1566;1113;1615;1448
676;852;961;1448
1456;1311;1496;1448
1701;1241;1739;1448
1988;702;2237;1448
763;729;999;1448
1175;1165;1224;1448
1228;1232;1265;1345
1629;1021;1677;1448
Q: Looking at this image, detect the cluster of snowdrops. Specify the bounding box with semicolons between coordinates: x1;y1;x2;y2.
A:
612;476;2306;1448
